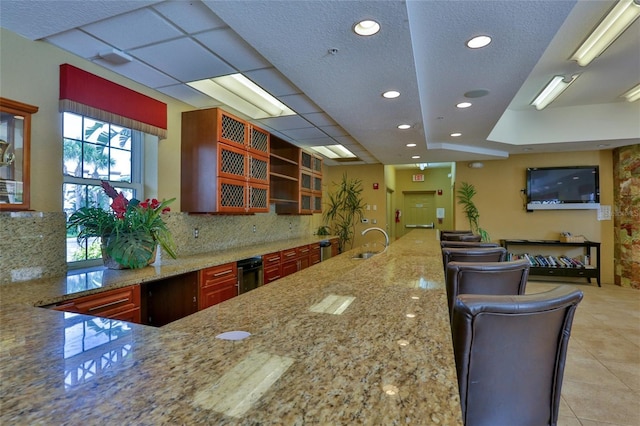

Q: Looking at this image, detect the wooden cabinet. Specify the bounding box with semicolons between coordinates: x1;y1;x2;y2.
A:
331;237;340;257
310;242;321;265
143;273;198;326
269;135;322;215
262;251;282;284
50;285;141;323
281;244;312;278
0;98;38;211
199;262;238;309
181;108;269;213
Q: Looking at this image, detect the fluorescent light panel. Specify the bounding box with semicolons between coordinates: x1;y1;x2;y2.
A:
187;73;296;119
531;74;580;110
622;83;640;102
571;0;640;67
308;144;357;159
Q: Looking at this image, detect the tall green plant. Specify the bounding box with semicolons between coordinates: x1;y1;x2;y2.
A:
323;173;366;253
456;181;490;242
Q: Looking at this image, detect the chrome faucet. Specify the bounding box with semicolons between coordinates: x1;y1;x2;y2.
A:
362;227;390;247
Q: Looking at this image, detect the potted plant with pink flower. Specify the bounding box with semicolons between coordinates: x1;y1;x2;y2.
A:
67;181;177;269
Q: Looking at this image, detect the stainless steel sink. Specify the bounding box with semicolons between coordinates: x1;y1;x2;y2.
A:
352;251;378;259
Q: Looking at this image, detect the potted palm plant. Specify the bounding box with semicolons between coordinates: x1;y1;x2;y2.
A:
67;181;177;269
456;181;490;242
323;173;366;253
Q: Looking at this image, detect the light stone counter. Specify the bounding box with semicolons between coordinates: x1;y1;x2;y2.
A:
0;229;462;425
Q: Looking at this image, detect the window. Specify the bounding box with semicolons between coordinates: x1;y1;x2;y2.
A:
63;112;143;267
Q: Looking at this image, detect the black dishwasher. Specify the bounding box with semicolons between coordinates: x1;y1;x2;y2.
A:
237;256;264;294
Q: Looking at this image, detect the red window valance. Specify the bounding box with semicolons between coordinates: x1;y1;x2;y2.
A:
59;64;167;139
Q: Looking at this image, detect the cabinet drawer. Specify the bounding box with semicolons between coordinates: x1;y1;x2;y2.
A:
199;263;238;310
200;280;238;310
200;262;238;287
310;243;321;265
51;285;141;323
281;248;298;261
264;264;282;284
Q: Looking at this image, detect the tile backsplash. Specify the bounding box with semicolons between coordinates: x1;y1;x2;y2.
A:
1;208;320;284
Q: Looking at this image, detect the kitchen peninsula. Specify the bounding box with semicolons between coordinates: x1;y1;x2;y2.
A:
0;229;462;424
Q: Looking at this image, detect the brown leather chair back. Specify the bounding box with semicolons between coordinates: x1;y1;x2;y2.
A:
441;232;479;241
441;247;507;276
451;286;583;426
445;259;530;321
440;241;500;249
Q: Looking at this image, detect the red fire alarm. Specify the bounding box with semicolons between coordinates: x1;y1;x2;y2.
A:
373;183;379;190
438;189;443;195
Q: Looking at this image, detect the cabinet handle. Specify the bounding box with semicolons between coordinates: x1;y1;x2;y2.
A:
284;252;296;257
299;248;309;253
88;298;129;312
213;270;233;277
267;256;279;262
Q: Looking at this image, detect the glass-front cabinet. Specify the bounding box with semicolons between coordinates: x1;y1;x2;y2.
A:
0;98;38;211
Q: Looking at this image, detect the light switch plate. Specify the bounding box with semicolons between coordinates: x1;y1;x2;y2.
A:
597;205;611;221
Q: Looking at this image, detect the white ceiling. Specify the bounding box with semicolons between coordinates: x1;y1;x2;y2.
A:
1;0;638;166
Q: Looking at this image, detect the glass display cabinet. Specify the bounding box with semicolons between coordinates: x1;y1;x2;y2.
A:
0;98;38;211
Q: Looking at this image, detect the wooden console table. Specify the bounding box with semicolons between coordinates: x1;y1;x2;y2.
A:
501;239;601;287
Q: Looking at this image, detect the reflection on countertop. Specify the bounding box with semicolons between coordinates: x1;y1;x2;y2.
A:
0;229;461;425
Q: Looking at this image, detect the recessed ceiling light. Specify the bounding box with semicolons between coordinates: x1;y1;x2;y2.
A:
406;143;416;147
466;35;492;49
450;132;462;137
456;102;472;108
354;20;380;36
397;124;411;129
411;155;420;159
383;90;400;99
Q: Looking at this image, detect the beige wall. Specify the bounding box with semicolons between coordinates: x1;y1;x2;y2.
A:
0;29;192;211
393;167;454;238
324;164;386;249
454;151;614;283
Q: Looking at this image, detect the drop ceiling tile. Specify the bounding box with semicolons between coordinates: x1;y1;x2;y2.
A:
254;115;313;131
318;125;348;137
303;113;338;128
245;68;300;97
82;8;183;50
195;29;271;72
279;94;321;115
130;37;235;82
0;0;158;40
46;29;112;59
153;1;227;33
92;59;179;89
156;84;220;108
281;127;327;140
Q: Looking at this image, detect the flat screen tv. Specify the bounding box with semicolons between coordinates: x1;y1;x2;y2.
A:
526;166;600;210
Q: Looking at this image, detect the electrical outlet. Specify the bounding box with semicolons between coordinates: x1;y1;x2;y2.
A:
253;224;256;233
194;228;199;239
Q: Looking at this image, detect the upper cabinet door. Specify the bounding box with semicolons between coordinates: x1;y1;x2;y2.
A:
0;98;38;211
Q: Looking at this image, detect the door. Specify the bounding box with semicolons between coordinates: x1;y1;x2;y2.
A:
403;192;436;235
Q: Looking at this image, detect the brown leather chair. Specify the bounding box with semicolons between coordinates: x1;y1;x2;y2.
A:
445;259;530;321
451;286;583;426
441;247;507;276
441;232;480;241
440;241;500;249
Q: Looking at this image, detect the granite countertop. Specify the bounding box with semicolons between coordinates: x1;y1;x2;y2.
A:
0;229;462;425
0;235;334;307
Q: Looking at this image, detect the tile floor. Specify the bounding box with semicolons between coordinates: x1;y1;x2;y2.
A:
525;281;640;426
